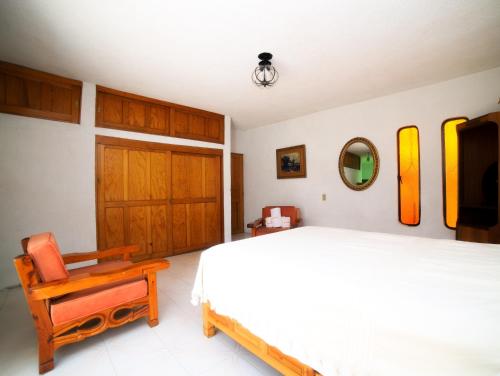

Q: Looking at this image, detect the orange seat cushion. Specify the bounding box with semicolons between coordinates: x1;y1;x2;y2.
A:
27;232;69;282
50;279;147;326
68;260;133;276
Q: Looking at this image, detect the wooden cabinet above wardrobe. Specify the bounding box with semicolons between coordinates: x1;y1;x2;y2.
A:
0;61;82;123
96;86;225;144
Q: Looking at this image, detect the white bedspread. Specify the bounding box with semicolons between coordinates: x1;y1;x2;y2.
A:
191;226;500;376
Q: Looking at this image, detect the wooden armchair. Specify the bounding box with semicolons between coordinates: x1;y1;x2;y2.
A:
13;232;169;374
247;206;302;237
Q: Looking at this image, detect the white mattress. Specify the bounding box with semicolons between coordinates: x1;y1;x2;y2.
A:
191;226;500;376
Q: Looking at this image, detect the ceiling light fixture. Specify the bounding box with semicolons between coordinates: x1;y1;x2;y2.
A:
252;52;278;87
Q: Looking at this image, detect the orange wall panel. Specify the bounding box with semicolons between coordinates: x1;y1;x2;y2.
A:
398;126;420;226
442;117;468;229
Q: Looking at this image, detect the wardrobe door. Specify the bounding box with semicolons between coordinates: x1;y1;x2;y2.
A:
171;152;222;254
97;144;172;260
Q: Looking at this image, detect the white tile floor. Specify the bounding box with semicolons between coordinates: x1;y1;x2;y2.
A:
0;245;280;376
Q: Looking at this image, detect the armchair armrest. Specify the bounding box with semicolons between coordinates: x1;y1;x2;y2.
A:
247;218;264;229
62;245;141;264
30;259;170;300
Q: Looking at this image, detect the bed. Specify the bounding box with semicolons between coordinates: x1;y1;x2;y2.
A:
191;226;500;376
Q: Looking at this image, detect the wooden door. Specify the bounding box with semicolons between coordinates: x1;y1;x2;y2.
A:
96;144;172;260
171;152;222;254
231;153;244;234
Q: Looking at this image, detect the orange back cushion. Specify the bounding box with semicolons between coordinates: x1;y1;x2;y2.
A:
262;206;298;226
27;232;69;282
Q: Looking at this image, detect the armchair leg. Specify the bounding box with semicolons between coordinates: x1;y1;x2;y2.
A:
38;333;54;374
147;272;159;327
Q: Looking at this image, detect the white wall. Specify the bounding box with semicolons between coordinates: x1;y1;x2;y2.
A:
0;82;231;288
233;67;500;239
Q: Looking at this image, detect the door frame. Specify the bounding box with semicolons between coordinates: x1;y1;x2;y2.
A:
231;152;244;234
95;135;224;252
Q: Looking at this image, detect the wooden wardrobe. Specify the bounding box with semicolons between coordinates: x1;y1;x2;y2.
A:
456;112;500;243
96;136;223;260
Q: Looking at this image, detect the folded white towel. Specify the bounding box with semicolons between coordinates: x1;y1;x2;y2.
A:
281;216;291;228
271;217;282;228
265;217;273;228
270;207;282;218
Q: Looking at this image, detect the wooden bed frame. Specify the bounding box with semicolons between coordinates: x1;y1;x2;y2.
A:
202;303;321;376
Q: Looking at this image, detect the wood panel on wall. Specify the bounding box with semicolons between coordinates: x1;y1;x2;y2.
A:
96;86;225;144
231;153;244;234
0;61;82;123
96;136;223;260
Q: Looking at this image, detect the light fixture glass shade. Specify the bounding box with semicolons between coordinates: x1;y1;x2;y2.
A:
252;53;278;87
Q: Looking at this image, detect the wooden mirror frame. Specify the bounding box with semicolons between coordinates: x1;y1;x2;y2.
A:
338;137;380;191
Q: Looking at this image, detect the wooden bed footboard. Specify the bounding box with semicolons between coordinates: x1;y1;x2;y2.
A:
202;303;321;376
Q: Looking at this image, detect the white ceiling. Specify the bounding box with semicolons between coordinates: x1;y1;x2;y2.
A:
0;0;499;130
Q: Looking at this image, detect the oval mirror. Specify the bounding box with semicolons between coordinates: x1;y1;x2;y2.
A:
338;137;379;191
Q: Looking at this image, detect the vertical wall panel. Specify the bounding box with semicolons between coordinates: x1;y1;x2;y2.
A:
398;126;420;226
442;117;468;229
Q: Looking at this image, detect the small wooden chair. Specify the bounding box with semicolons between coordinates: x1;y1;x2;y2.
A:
13;232;169;374
247;206;302;237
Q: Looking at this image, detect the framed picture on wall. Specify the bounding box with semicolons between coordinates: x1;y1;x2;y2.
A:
276;144;307;179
